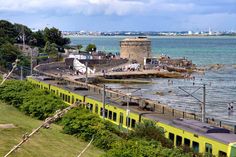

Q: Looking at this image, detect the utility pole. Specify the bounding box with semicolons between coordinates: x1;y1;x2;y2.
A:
126;93;131;132
20;66;23;80
179;84;206;123
85;61;88;87
102;84;106;119
22;26;25;52
202;84;206;122
30;48;33;75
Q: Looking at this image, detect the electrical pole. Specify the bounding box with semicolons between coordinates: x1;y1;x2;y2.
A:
202;84;206;122
20;66;23;80
102;84;106;119
85;61;88;87
179;84;206;123
126;93;131;132
30;48;34;76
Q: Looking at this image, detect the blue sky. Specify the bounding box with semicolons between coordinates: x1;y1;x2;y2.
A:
0;0;236;31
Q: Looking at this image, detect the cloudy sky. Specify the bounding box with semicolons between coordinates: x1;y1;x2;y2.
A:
0;0;236;31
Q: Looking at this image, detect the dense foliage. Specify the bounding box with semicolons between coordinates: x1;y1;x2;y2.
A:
0;20;70;69
103;139;191;157
60;108;121;150
86;43;97;52
130;120;173;148
0;80;66;119
60;107;192;157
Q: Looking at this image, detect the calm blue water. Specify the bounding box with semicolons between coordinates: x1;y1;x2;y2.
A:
69;36;236;123
69;36;236;66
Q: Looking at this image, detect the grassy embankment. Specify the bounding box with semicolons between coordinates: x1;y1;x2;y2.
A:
0;101;104;157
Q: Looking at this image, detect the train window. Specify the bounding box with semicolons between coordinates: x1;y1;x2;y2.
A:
105;109;108;118
65;95;67;102
192;141;199;153
100;108;103;116
72;96;74;104
62;94;65;100
60;93;62;98
120;113;124;124
169;133;175;142
126;117;131;127
131;119;136;128
113;112;117;122
218;151;227;157
68;96;70;103
108;111;112;119
90;104;93;112
56;90;58;95
184;138;190;147
95;104;98;114
176;135;182;146
205;143;212;155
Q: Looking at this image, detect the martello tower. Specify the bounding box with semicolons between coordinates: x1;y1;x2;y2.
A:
120;37;151;64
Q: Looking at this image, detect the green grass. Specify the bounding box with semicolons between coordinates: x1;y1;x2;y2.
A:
0;102;104;157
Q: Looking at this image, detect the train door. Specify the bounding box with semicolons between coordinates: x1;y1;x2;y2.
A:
229;143;236;157
205;143;212;156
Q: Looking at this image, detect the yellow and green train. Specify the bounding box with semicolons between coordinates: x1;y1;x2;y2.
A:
27;76;236;157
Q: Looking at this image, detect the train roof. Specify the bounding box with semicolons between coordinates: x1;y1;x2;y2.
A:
144;114;236;144
31;76;236;144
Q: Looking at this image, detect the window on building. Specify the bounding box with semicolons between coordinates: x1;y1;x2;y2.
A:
108;111;112;119
176;135;182;146
120;112;124;124
169;133;175;143
113;112;117;122
184;138;190;147
219;151;227;157
192;141;199;153
131;119;136;128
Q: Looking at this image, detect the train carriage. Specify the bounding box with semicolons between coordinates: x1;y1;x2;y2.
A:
27;76;236;157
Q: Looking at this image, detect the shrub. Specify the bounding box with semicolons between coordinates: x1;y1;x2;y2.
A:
130;119;173;148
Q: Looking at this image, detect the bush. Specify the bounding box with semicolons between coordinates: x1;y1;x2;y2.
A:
60;108;122;150
0;80;66;120
0;80;34;107
129;119;173;148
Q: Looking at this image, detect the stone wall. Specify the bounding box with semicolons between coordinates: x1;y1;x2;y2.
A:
120;38;151;64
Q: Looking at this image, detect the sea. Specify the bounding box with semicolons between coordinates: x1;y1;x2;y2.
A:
69;36;236;123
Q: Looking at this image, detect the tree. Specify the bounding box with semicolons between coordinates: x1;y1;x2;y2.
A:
31;30;46;47
86;44;96;52
44;27;70;46
14;23;33;44
77;44;83;52
0;20;18;44
44;41;58;58
0;43;21;68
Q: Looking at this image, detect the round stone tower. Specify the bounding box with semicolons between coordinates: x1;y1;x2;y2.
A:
120;37;151;65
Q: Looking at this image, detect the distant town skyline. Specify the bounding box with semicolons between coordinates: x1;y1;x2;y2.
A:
0;0;236;32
